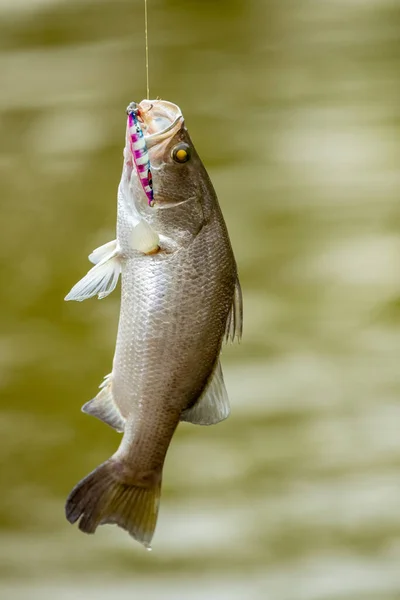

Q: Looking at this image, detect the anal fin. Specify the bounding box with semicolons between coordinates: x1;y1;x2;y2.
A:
82;373;125;433
181;360;230;426
225;277;243;343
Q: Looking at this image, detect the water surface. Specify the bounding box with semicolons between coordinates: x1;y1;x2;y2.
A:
0;1;399;598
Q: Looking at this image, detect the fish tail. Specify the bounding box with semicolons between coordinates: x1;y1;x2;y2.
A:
65;459;161;548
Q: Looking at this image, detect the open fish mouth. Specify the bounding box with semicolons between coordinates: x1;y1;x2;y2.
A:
138;100;183;147
125;99;185;209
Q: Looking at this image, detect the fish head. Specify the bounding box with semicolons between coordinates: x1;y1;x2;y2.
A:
138;100;207;209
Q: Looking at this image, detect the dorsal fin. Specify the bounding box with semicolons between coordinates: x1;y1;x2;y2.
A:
180;360;230;426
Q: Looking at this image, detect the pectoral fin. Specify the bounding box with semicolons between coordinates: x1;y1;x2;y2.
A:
224;278;243;343
65;245;121;302
82;373;125;433
130;220;160;254
181;360;230;426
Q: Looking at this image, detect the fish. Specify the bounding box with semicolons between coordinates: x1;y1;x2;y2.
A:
64;99;242;548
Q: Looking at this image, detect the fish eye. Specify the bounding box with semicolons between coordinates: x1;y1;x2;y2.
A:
172;143;191;163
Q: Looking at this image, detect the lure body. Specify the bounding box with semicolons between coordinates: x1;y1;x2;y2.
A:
127;102;154;207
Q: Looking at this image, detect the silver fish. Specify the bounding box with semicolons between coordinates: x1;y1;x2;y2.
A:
64;100;242;548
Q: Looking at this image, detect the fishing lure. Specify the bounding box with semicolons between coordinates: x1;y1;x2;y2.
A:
126;101;154;207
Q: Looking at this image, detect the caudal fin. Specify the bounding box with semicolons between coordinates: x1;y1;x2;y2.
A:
65;460;161;548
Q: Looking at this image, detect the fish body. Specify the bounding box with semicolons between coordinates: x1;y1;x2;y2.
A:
65;100;242;547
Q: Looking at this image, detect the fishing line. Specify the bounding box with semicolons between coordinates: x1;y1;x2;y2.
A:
144;0;150;99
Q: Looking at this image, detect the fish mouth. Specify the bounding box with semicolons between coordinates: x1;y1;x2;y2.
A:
137;100;183;148
125;100;184;211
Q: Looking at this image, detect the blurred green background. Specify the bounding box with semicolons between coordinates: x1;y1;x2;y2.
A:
1;0;400;598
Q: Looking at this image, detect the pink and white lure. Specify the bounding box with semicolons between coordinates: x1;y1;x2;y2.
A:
126;101;154;207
